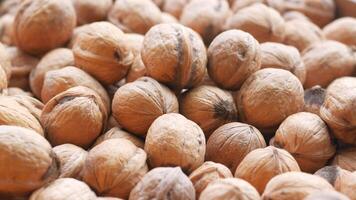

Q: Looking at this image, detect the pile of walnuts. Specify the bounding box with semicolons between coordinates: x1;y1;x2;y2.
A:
0;0;355;199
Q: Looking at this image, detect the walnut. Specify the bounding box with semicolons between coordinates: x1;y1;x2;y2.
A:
71;0;113;25
13;0;76;55
125;33;144;57
0;66;7;93
4;87;32;97
304;190;350;200
145;113;205;173
106;115;121;130
82;139;148;199
0;14;15;46
0;0;22;16
323;17;356;47
126;55;146;83
0;42;12;82
129;167;195;200
283;11;310;21
93;127;144;149
96;198;123;200
68;24;90;48
206;122;266;172
303;86;326;116
331;147;356;171
9;94;43;121
335;0;356;17
161;12;179;23
154;0;190;18
231;0;266;12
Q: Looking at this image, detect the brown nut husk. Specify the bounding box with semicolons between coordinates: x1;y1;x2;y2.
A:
207;30;261;90
0;42;12;82
29;48;74;98
303;85;326;116
9;94;43;121
41;66;110;111
304;190;350;200
237;68;304;133
129;167;195;200
0;125;58;198
206;122;266;172
235;146;300;194
180;85;238;137
260;42;306;84
145;113;205;173
52;144;87;179
73;22;134;85
5;87;32;97
261;172;334;200
141;23;207;91
189;161;233;198
225;3;285;43
331;147;356;172
71;0;113;25
335;0;356;17
323;17;356;47
13;0;76;55
273;112;336;173
199;178;261;200
126;55;146;83
320;77;356;145
93;127;144;149
180;0;230;45
41;86;108;148
155;0;190;18
283;11;310;21
112;77;178;136
108;0;162;34
29;178;96;200
161;12;179;23
82;139;148;199
0;14;15;46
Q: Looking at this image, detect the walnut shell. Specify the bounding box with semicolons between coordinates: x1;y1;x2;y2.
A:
126;55;146;83
235;146;300;193
145;113;205;173
0;14;15;46
41;66;110;111
9;94;43;121
236;68;304;133
0;125;59;198
41;86;108;148
29;48;74;98
335;0;356;17
231;0;267;12
0;0;21;16
106;114;121;130
129;167;195;200
97;198;123;200
206;122;266;172
161;12;179;23
155;0;189;18
261;172;334;200
180;0;230;45
82;139;148;199
29;178;96;200
273;112;335;173
0;66;7;92
199;178;261;200
73;22;134;85
331;147;356;172
52;144;87;179
108;0;162;34
5;87;32;97
304;85;326;116
68;24;90;48
283;11;310;21
125;33;144;57
0;42;12;81
225;3;285;43
304;190;350;200
13;0;76;55
71;0;113;25
93;127;144;149
141;23;207;91
320;77;356;145
112;77;178;136
180;85;238;137
189;161;233;198
323;17;356;47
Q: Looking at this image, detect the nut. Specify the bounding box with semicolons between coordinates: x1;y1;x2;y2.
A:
303;85;326;116
93;127;144;149
0;42;12;81
335;0;356;18
331;147;356;172
82;139;148;199
4;87;32;97
323;17;356;47
235;146;300;193
125;33;144;57
0;66;7;93
206;122;266;172
161;12;179;23
126;55;146;83
0;14;15;45
231;0;266;12
13;0;76;55
129;167;195;200
283;11;310;21
112;77;178;136
0;0;22;16
145;113;205;173
9;94;43;121
154;0;189;18
71;0;113;25
67;24;90;48
304;190;350;200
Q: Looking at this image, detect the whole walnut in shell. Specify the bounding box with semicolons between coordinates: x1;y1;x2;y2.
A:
29;178;96;200
68;24;90;48
0;125;59;198
303;86;326;116
331;147;356;172
161;12;179;23
129;167;195;200
52;144;87;179
305;190;350;200
0;42;12;82
206;122;266;172
145;113;205;173
323;17;356;47
261;172;334;200
0;14;15;46
283;11;310;21
335;0;356;17
13;0;76;55
189;161;233;198
320;77;356;145
93;127;144;149
125;33;144;57
235;146;300;193
82;139;148;199
0;0;21;16
71;0;113;25
9;94;43;121
180;0;230;45
199;178;261;200
4;87;32;97
154;0;189;18
97;198;123;200
108;0;162;34
260;42;306;84
0;67;7;93
236;68;304;133
41;86;108;148
126;55;146;83
30;48;74;98
225;3;286;43
231;0;267;12
141;23;207;91
207;30;261;90
273;112;335;172
180;85;238;137
112;77;178;136
73;22;134;85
